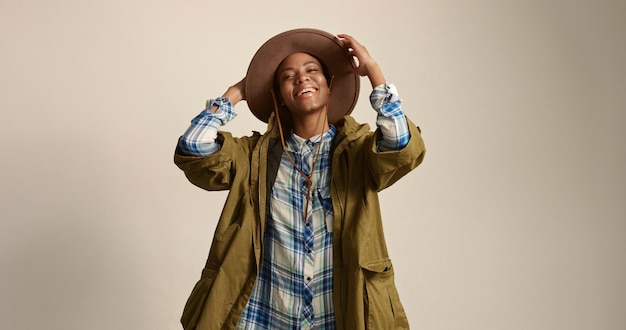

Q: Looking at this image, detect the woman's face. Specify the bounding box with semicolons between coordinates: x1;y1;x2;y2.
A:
275;53;330;119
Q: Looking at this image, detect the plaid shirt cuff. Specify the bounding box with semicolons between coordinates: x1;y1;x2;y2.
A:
193;97;237;126
179;97;237;156
370;83;411;151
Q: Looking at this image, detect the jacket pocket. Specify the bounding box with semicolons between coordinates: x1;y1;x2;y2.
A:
205;192;248;269
362;259;409;329
181;267;218;329
206;222;241;269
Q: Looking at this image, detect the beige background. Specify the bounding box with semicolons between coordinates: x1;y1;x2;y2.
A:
1;0;625;329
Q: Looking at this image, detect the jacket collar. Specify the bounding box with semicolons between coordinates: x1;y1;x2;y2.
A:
264;112;370;143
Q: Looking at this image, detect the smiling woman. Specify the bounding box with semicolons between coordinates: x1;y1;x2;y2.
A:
274;53;332;139
174;28;425;329
3;1;625;329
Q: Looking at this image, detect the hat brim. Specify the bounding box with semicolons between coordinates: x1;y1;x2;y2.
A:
246;28;360;124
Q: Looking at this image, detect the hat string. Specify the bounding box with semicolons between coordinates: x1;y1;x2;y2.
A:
270;89;326;221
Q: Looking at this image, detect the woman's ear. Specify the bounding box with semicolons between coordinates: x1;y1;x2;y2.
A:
328;76;335;94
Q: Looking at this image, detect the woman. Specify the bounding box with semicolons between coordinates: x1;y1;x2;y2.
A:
175;28;425;329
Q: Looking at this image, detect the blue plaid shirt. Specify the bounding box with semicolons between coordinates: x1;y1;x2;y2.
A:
238;127;337;329
179;83;410;329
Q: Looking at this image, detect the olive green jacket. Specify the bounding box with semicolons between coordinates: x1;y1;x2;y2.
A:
174;113;425;329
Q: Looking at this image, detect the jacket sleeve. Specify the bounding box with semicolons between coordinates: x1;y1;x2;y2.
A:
174;131;257;191
366;116;425;192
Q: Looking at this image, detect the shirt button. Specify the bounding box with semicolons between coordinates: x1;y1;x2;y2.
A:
307;249;312;254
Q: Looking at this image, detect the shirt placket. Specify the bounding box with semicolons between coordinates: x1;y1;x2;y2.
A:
297;141;316;329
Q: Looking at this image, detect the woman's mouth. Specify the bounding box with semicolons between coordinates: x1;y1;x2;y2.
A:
296;87;317;97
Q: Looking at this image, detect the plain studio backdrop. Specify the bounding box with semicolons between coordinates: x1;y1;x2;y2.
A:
1;0;625;329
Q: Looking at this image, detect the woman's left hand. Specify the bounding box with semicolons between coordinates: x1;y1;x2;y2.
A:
337;34;385;87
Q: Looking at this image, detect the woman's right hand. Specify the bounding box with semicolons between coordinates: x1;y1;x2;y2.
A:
208;77;246;113
226;77;246;104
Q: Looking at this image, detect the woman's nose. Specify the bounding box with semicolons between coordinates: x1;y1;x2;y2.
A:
295;71;309;84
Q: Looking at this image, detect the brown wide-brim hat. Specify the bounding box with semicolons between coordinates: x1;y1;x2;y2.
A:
246;28;360;124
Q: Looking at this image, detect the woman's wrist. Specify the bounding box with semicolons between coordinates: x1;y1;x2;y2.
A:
223;85;243;105
365;62;385;88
